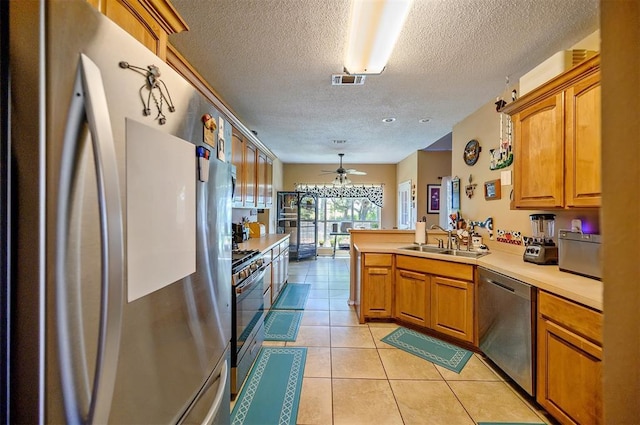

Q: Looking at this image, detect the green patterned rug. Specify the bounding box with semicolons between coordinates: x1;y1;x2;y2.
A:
272;283;310;310
381;327;473;373
264;310;303;341
231;347;307;425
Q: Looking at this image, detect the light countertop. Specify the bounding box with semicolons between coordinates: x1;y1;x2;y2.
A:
354;242;603;311
236;234;290;253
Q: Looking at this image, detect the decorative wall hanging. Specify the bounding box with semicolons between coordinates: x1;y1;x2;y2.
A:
490;78;514;170
496;229;523;245
119;61;175;125
463;139;481;166
468;217;494;240
451;177;461;210
465;175;477;198
294;183;384;208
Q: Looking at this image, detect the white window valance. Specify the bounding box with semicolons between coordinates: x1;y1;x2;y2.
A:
294;184;384;208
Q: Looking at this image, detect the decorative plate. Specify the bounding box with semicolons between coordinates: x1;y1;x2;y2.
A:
463;139;481;166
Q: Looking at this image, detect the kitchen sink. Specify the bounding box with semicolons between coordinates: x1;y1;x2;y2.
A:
399;245;447;253
440;249;490;258
398;245;489;258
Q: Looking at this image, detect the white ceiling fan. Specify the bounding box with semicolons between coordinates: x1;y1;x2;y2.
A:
321;153;366;185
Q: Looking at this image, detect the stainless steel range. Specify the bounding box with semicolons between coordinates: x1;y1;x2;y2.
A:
231;249;266;396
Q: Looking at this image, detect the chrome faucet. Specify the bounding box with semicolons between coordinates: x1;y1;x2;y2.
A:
430;225;453;250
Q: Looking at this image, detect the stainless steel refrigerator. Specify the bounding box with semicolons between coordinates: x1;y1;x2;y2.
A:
6;1;232;423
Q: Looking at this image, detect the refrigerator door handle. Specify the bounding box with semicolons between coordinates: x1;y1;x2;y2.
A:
202;359;228;425
56;54;124;424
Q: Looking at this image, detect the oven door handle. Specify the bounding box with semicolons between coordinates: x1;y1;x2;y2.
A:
235;266;267;294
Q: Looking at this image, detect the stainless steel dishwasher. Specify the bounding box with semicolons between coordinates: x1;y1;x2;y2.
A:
478;267;536;396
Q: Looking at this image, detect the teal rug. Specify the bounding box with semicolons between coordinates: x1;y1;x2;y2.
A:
231;347;307;425
381;327;473;373
272;284;310;310
264;310;303;341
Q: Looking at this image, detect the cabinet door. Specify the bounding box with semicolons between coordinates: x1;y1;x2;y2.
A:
431;277;474;343
513;93;565;208
565;72;601;207
244;142;257;208
363;266;393;319
266;158;273;207
257;151;267;207
395;269;430;327
231;131;244;206
264;260;273;305
537;318;603;424
282;247;289;286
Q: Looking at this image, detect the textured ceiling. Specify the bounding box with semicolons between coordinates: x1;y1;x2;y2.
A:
169;0;598;165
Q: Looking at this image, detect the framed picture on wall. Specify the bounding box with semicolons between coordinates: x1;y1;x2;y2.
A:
427;184;441;214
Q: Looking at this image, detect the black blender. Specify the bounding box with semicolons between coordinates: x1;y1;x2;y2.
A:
523;214;558;265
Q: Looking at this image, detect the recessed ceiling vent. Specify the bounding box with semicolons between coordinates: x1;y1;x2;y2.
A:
332;74;366;86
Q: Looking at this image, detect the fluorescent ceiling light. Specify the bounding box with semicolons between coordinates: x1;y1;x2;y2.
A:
344;0;413;75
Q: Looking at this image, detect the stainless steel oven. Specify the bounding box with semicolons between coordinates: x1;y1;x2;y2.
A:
231;250;265;396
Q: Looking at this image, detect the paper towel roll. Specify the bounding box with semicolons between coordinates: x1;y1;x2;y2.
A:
415;222;426;244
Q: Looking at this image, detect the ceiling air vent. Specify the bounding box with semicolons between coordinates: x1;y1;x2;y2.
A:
331;74;366;86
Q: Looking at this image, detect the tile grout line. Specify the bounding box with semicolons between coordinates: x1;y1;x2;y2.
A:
370;323;409;424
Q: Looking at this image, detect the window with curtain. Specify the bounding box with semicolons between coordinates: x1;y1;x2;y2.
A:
316;197;381;248
294;184;383;248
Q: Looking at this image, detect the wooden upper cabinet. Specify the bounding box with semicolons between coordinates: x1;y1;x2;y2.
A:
232;130;244;206
512;93;565;208
257;151;268;207
230;126;271;209
565;73;601;207
244;142;257;208
266;158;273;207
504;54;601;209
90;0;189;60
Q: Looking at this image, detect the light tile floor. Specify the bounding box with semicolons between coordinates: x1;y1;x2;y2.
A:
263;256;555;425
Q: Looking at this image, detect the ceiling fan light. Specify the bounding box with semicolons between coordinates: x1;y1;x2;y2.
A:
344;0;413;75
333;174;352;186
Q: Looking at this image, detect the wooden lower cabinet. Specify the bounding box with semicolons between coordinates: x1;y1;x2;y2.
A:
395;269;430;327
270;239;290;303
361;254;393;320
537;291;603;424
356;253;475;343
430;276;474;343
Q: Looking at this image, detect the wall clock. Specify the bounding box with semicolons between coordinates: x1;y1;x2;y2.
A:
463;139;481;166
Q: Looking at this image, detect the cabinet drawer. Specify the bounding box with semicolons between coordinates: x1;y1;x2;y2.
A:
539;291;602;345
396;255;473;281
364;253;393;267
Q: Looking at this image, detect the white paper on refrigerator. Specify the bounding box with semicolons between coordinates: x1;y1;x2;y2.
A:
126;118;196;302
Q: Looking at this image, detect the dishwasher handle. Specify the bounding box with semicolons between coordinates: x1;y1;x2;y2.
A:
478;267;533;300
483;277;515;293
